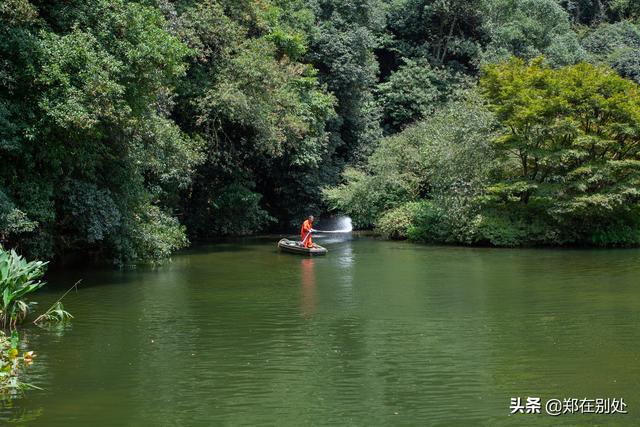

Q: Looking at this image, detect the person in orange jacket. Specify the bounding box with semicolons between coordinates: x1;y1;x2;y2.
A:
300;215;316;248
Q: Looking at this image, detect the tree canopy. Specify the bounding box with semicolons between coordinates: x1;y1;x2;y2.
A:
480;58;640;245
2;0;640;262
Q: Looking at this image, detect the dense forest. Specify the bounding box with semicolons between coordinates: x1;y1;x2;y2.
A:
1;0;640;263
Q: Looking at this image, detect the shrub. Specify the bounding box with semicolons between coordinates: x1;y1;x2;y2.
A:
324;91;496;237
406;201;446;242
376;202;424;240
114;203;189;264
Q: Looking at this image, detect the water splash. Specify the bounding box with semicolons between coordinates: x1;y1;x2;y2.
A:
334;216;353;233
316;216;352;233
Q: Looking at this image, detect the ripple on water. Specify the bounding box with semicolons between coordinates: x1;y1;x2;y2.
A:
4;239;640;426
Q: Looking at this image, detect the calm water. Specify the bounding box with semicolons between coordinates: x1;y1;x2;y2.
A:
2;235;640;426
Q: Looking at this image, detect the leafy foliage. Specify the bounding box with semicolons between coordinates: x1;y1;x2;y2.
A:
582;21;640;84
4;0;640;260
323;125;424;228
306;0;383;162
385;0;484;69
480;58;640;246
327;54;640;248
34;301;73;325
0;247;47;329
0;330;37;397
376;201;425;240
480;0;586;67
560;0;640;24
0;0;196;263
325;93;496;239
607;0;640;21
377;58;471;132
173;0;337;237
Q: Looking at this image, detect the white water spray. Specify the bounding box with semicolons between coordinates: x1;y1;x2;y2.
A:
315;216;353;233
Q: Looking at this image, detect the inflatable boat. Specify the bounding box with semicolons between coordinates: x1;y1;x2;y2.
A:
277;238;327;256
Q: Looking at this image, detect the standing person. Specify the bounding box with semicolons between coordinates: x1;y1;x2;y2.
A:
300;215;316;248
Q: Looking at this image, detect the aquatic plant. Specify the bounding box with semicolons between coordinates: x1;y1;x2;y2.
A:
33;281;78;328
33;301;73;325
0;247;48;329
0;331;38;397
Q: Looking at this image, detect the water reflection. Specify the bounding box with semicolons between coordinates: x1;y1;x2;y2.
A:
334;242;356;311
0;406;43;424
336;241;354;269
314;234;353;245
300;258;316;318
5;240;640;426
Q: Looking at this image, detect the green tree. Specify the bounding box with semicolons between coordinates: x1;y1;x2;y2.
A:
481;0;586;67
582;21;640;84
0;0;199;263
606;0;640;21
324;92;496;240
559;0;640;24
385;0;484;69
559;0;605;24
377;58;471;132
480;58;640;246
306;0;383;162
172;0;336;237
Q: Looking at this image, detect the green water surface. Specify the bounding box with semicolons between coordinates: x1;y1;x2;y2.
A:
2;236;639;426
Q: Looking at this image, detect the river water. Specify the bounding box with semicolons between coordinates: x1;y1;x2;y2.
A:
1;235;639;425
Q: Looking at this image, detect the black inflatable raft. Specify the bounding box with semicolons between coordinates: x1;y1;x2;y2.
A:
277;238;328;256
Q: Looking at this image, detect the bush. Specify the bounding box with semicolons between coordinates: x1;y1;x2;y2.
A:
324;91;496;238
323;164;422;229
406;201;446;242
376;202;424;240
323;131;424;228
114;203;189;264
0;192;37;245
473;211;548;247
587;218;640;246
185;183;276;239
377;198;479;245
